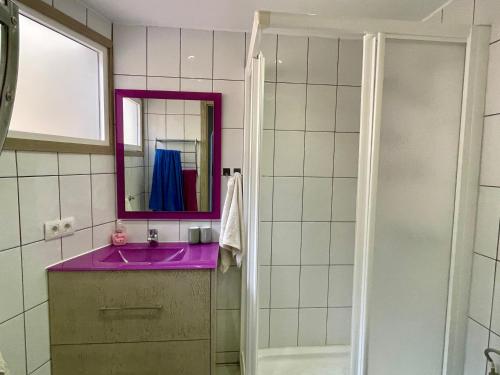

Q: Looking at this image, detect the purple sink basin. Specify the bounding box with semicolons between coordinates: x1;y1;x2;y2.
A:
47;242;219;271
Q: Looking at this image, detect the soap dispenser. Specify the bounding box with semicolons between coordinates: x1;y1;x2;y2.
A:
112;220;128;246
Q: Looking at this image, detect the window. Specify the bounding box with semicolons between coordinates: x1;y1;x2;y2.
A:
123;98;142;152
5;3;112;153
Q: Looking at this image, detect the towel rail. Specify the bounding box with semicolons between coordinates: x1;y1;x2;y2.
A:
155;138;199;172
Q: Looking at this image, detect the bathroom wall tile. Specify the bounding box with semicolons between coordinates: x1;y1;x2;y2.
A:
269;309;298;347
338;40;363;86
261;34;277;82
491;266;500;335
300;266;329;307
60;175;92;230
306;85;336;132
261;130;274;176
271;222;301;265
328;266;354;307
180;78;212;92
166;99;184;114
91;174;116;225
17;152;58;176
179;221;211;241
259;266;271;308
147;114;166;140
327;307;352;345
334;133;359;177
277;35;308;83
19;176;60;244
213;31;245;80
147;99;166;114
62;228;92;260
90;154;115;174
92;221;115;248
301;222;330;265
58;153;90;175
216;310;240;352
0;151;16;177
87;8;112;39
302;178;332;221
113;25;147;75
272;177;303;221
336;86;361;132
474;0;500;43
304;132;334;177
308;37;338;85
274;131;304;176
331;222;355;265
211;221;221;242
25;302;50;373
474;187;500;258
53;0;86;24
147;76;180;90
463;318;489;375
259;177;273;221
468;254;495;326
259;309;270;348
485;43;500;116
263;83;276;129
275;83;306;130
0;248;23;323
298;308;327;346
332;178;357;221
147;27;180;77
258;222;272;265
22;240;61;309
0;178;20;250
181;29;213;79
150;220;180;242
270;266;300;308
217;267;242;310
114;74;147;90
222;129;244;171
213;80;244;128
0;315;26;375
165;114;184;140
480;115;500;186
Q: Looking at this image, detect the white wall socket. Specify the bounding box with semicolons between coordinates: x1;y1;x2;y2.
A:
44;217;76;240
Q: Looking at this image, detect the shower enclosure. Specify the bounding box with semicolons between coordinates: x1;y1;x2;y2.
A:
243;11;490;375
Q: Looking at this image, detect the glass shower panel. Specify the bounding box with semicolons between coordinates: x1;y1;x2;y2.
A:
367;38;466;375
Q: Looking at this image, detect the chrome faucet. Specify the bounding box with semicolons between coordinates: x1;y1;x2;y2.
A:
148;229;159;246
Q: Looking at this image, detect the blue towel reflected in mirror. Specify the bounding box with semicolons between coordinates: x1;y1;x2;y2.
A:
149;149;185;211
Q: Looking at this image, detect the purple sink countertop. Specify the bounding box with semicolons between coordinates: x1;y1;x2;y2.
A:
47;242;220;272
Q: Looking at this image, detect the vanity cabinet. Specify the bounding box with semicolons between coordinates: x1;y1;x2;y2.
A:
48;269;216;375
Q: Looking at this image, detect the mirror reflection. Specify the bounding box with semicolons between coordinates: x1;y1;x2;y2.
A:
123;98;215;213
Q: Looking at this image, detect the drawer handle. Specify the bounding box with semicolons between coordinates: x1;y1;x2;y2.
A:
99;305;163;312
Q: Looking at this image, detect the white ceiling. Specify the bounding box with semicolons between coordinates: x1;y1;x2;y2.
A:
82;0;450;31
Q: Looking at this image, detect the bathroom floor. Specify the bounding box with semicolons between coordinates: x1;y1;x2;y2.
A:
216;364;241;375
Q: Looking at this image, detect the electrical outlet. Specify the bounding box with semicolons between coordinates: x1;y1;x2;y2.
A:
60;217;75;237
44;219;61;240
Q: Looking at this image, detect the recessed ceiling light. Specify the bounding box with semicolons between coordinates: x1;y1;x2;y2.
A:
187;55;195;60
278;59;283;64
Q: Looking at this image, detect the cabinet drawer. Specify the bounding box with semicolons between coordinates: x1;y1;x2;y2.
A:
51;340;210;375
48;270;211;345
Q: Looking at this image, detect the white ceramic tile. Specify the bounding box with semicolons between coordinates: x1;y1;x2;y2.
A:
217;267;242;309
25;302;50;373
468;254;495;326
58;153;90;175
277;35;308;83
259;177;273;221
474;187;500;258
185;99;201;115
261;34;277;82
463;318;489;375
211;221;221;242
122;220;147;242
53;0;86;23
91;174;116;225
60;175;92;230
180;78;212;92
271;266;300;308
86;8;112;39
272;177;303;221
274;131;304;176
213;31;245;80
31;361;51;375
327;307;352;345
308;37;338;85
338;39;363;86
259;309;270;348
263;82;276;129
181;29;213;79
275;83;306;130
113;25;147;75
0;248;23;323
0;315;26;375
0;178;20;250
336;86;361;132
92;221;115;248
147;27;180;77
149;221;180;242
334;133;359;177
216;310;240;352
222;129;243;171
261;130;274;176
298;308;327;346
331;222;355;265
328;265;354;307
146;114;166;140
147;99;166;115
332;178;357;221
269;309;298;347
114;74;147;90
17;152;58;176
300;266;329;307
491;267;500;335
90;154;115;174
304;132;334;177
19;176;60;244
259;266;271;308
22;240;61;309
179;221;211;242
306;85;336;132
480;115;500;186
271;222;301;265
166;99;184;115
302;178;332;221
62;228;92;259
0;151;16;177
485;43;500;116
259;222;272;266
147;76;180;90
165;114;184;140
474;0;500;42
301;222;330;265
213;80;244;129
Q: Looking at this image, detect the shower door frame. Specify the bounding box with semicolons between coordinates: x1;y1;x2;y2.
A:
243;11;490;375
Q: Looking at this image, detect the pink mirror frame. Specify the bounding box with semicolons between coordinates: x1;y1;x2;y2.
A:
115;89;222;220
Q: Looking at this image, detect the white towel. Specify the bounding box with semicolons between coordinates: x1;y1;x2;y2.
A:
219;173;245;273
0;351;9;375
